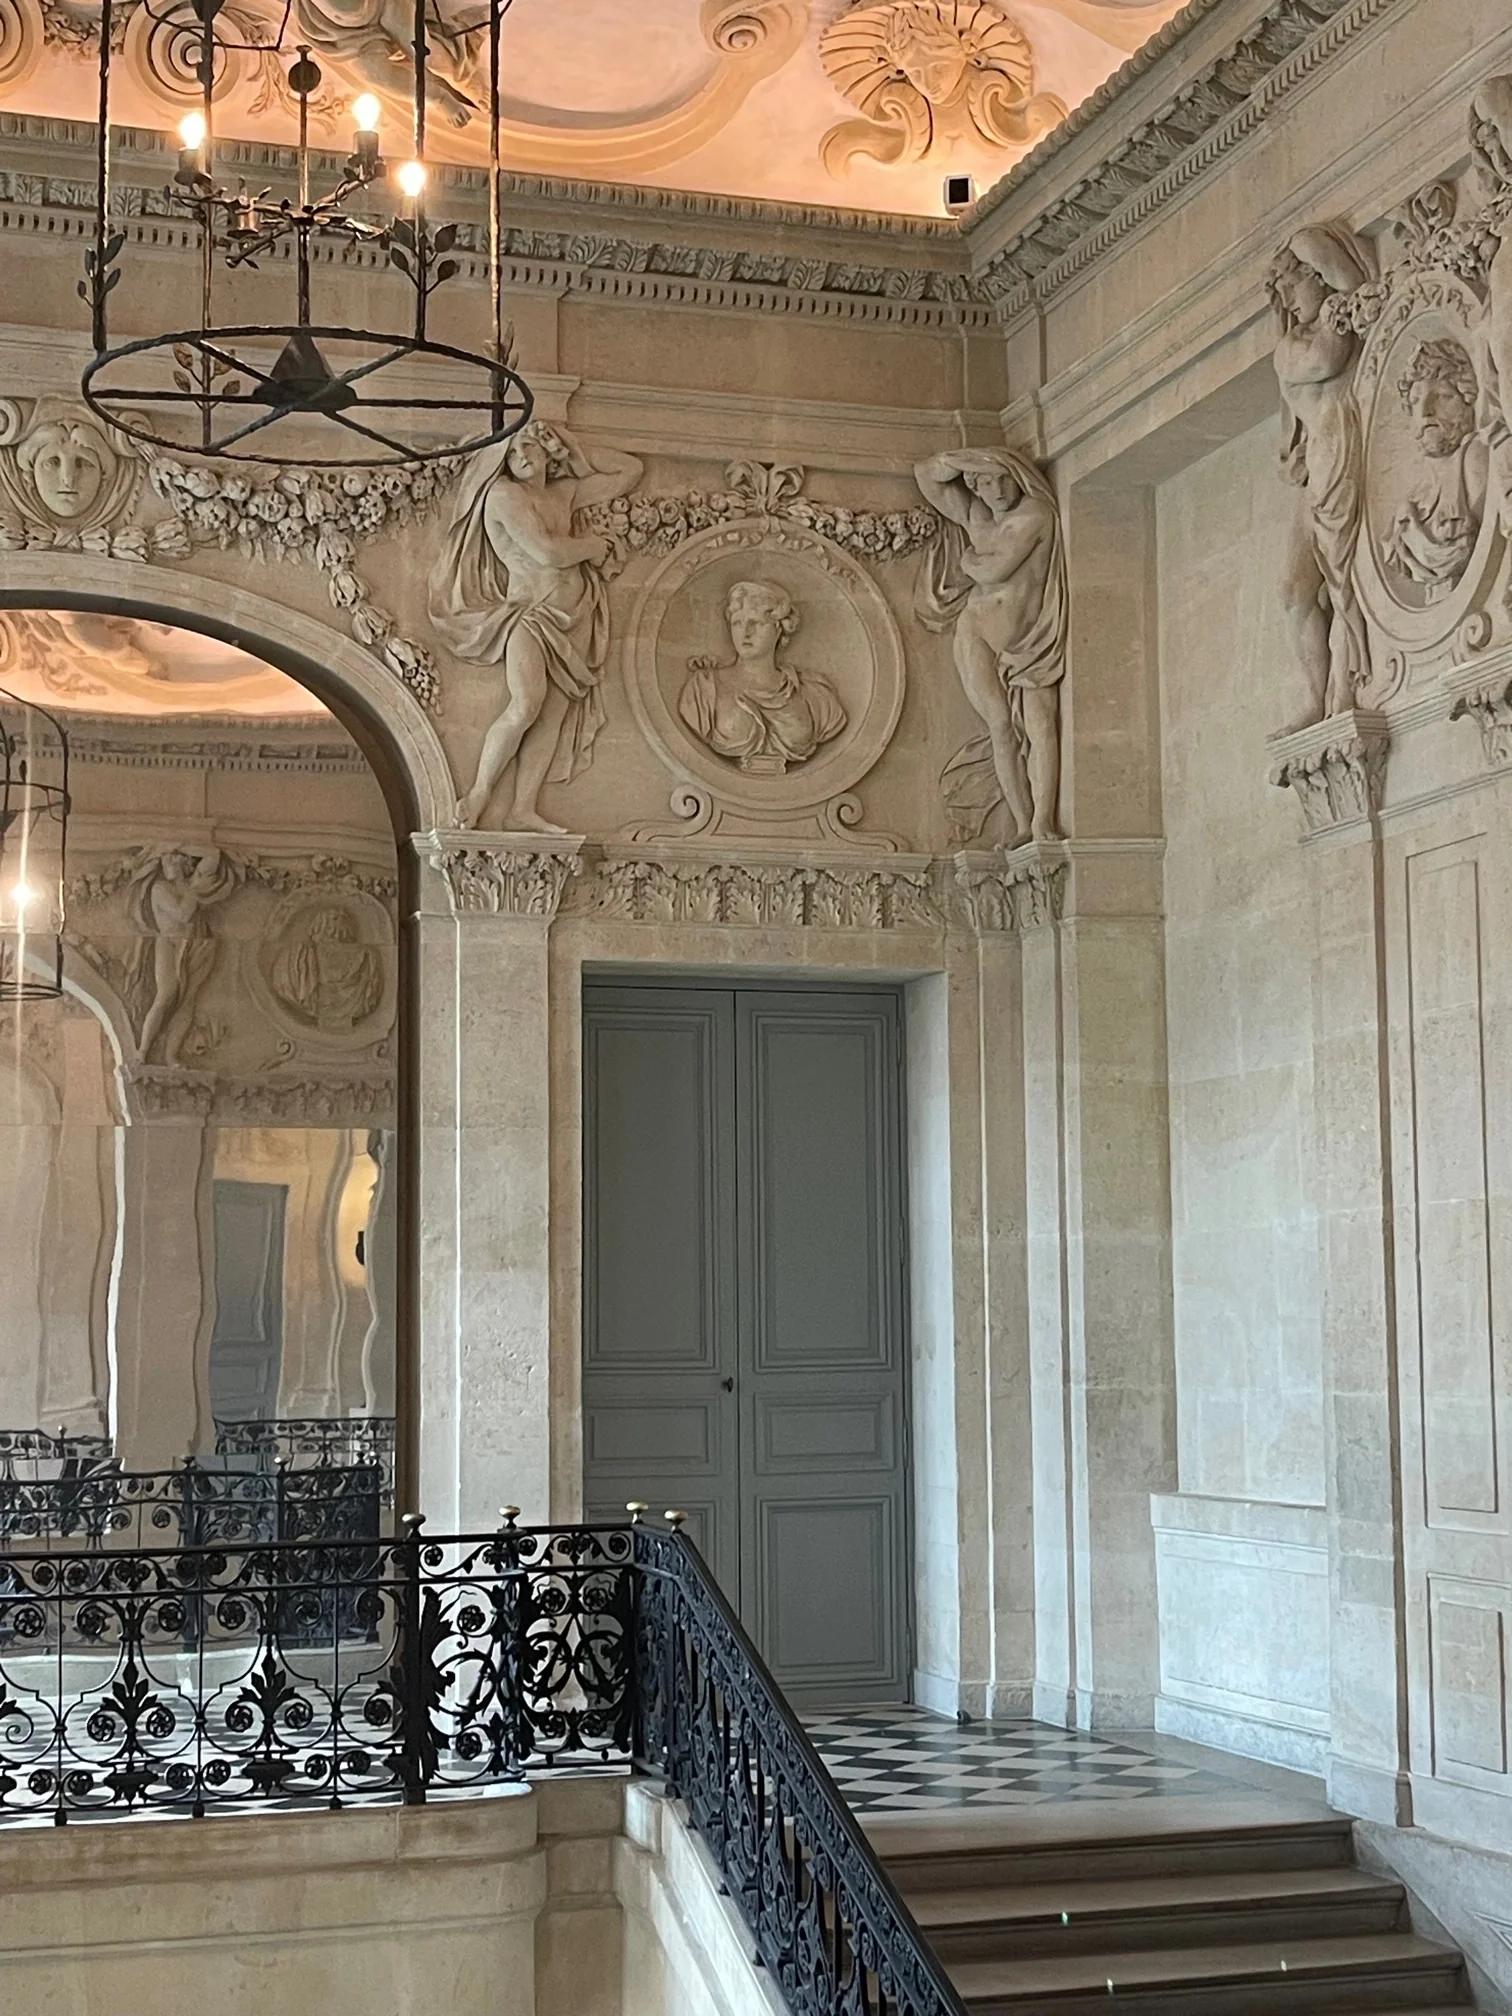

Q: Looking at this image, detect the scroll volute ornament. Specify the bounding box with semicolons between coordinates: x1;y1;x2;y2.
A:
819;0;1064;174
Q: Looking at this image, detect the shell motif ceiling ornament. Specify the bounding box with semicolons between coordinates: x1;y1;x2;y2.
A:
818;0;1064;174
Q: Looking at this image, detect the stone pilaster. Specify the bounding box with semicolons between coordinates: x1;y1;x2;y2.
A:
1270;721;1412;1824
412;832;585;1531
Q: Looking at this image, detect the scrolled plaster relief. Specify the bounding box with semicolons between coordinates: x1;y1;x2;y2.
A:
0;0;40;93
819;0;1063;174
15;0;811;182
428;421;643;833
914;446;1068;847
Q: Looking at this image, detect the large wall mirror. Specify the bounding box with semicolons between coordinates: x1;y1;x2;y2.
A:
0;611;399;1547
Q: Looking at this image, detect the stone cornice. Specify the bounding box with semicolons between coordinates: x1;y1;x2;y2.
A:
0;0;1414;329
0;116;991;333
968;0;1401;315
0;705;368;775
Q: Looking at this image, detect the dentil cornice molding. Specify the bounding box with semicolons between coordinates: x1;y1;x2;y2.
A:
0;117;991;333
1268;709;1390;836
969;0;1404;316
0;0;1415;338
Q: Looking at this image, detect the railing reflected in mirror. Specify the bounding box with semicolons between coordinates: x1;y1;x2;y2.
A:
0;612;402;1552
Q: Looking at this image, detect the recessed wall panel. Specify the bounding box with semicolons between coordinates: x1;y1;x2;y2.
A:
1407;849;1501;1526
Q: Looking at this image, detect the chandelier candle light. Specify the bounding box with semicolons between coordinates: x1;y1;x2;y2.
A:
80;0;532;465
0;691;69;1005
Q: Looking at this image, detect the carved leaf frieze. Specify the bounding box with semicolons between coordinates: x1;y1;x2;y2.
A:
567;856;939;930
430;843;585;921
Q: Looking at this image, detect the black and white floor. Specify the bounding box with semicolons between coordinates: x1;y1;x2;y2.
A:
804;1705;1242;1816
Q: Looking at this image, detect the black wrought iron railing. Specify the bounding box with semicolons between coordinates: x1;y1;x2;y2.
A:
214;1416;397;1507
0;1517;963;2016
0;1459;384;1550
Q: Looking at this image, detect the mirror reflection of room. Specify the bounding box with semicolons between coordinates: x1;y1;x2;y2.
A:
0;614;398;1550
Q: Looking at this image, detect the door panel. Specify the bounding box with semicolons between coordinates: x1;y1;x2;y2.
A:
743;1008;892;1372
754;1494;901;1697
736;993;908;1701
209;1179;287;1423
582;989;739;1595
583;982;910;1703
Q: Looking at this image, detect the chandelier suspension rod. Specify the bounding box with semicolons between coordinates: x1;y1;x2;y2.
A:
92;0;113;354
197;8;216;448
410;0;428;341
489;0;504;424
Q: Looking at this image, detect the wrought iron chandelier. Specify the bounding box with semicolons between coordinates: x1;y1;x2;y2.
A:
80;0;533;466
0;689;69;1004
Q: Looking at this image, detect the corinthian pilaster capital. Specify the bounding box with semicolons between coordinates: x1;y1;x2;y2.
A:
415;832;586;922
952;841;1068;935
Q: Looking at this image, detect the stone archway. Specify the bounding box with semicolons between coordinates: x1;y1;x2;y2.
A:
0;558;451;1512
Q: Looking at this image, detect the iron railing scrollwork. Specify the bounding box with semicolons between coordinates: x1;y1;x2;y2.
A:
0;1517;961;2016
631;1524;966;2016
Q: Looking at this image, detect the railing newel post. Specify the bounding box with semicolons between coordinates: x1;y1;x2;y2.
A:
397;1510;428;1804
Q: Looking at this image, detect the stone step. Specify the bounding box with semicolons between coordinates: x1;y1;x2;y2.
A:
907;1866;1406;1959
947;1931;1468;2016
883;1817;1356;1892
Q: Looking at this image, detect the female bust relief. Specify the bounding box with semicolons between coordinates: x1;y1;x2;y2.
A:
678;579;848;776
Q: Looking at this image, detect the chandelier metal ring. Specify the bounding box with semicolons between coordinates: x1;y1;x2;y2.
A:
82;324;534;467
83;0;526;470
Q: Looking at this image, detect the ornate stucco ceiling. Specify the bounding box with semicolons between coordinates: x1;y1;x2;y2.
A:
0;614;328;717
0;0;1185;217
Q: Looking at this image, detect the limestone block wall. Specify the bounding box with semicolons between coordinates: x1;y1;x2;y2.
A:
0;1780;771;2016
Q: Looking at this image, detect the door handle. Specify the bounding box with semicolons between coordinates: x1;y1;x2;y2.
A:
720;1376;735;1393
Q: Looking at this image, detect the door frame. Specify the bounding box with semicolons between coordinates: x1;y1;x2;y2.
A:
579;968;916;1699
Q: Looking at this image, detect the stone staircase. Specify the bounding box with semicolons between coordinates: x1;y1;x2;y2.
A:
877;1813;1475;2016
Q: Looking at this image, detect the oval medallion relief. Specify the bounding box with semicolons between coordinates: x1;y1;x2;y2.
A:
624;519;906;832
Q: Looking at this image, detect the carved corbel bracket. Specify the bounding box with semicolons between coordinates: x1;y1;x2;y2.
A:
1267;710;1390;836
952;839;1068;934
418;831;586;922
1445;658;1512;769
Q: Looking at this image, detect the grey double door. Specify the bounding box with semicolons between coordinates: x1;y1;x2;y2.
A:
583;982;910;1703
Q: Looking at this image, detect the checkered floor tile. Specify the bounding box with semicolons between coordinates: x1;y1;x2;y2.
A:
803;1706;1238;1814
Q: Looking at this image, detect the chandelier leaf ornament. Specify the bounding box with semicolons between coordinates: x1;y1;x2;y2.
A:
79;0;533;466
